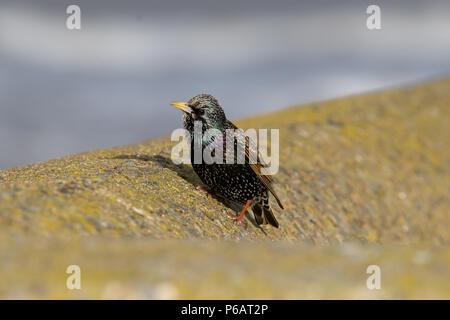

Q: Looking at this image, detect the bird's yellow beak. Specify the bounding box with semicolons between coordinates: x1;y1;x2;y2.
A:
171;102;193;114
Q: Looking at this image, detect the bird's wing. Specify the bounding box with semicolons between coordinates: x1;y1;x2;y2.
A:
227;121;284;209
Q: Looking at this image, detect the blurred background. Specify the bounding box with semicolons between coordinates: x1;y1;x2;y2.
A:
1;0;450;170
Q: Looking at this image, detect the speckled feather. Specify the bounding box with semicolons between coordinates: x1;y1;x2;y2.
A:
181;94;283;227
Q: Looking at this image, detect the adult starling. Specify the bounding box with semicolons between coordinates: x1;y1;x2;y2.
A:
171;94;284;228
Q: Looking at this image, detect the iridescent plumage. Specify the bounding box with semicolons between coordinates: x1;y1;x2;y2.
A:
172;94;283;227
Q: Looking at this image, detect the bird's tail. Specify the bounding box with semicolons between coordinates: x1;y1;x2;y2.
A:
251;191;279;228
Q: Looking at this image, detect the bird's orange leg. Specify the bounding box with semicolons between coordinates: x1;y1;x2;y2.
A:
226;200;252;221
196;185;215;197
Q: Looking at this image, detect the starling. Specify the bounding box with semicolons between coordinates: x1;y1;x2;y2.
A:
171;94;284;227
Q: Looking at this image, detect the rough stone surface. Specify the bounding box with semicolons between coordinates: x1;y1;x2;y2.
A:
1;79;448;243
0;79;449;299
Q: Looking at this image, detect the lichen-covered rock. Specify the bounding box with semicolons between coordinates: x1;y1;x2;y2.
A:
0;79;449;299
0;79;449;243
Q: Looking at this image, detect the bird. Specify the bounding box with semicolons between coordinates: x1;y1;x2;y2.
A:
171;94;284;228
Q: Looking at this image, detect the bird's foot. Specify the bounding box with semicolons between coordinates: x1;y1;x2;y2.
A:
222;209;247;227
222;200;252;227
196;185;215;197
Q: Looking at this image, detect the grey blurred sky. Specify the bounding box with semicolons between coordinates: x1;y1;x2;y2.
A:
1;0;450;169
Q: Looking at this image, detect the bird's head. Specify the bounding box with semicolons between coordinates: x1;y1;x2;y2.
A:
171;94;227;133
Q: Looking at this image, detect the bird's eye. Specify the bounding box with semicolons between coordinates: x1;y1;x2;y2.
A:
197;108;205;116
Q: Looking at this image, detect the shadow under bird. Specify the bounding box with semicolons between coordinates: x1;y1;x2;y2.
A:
171;94;284;228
